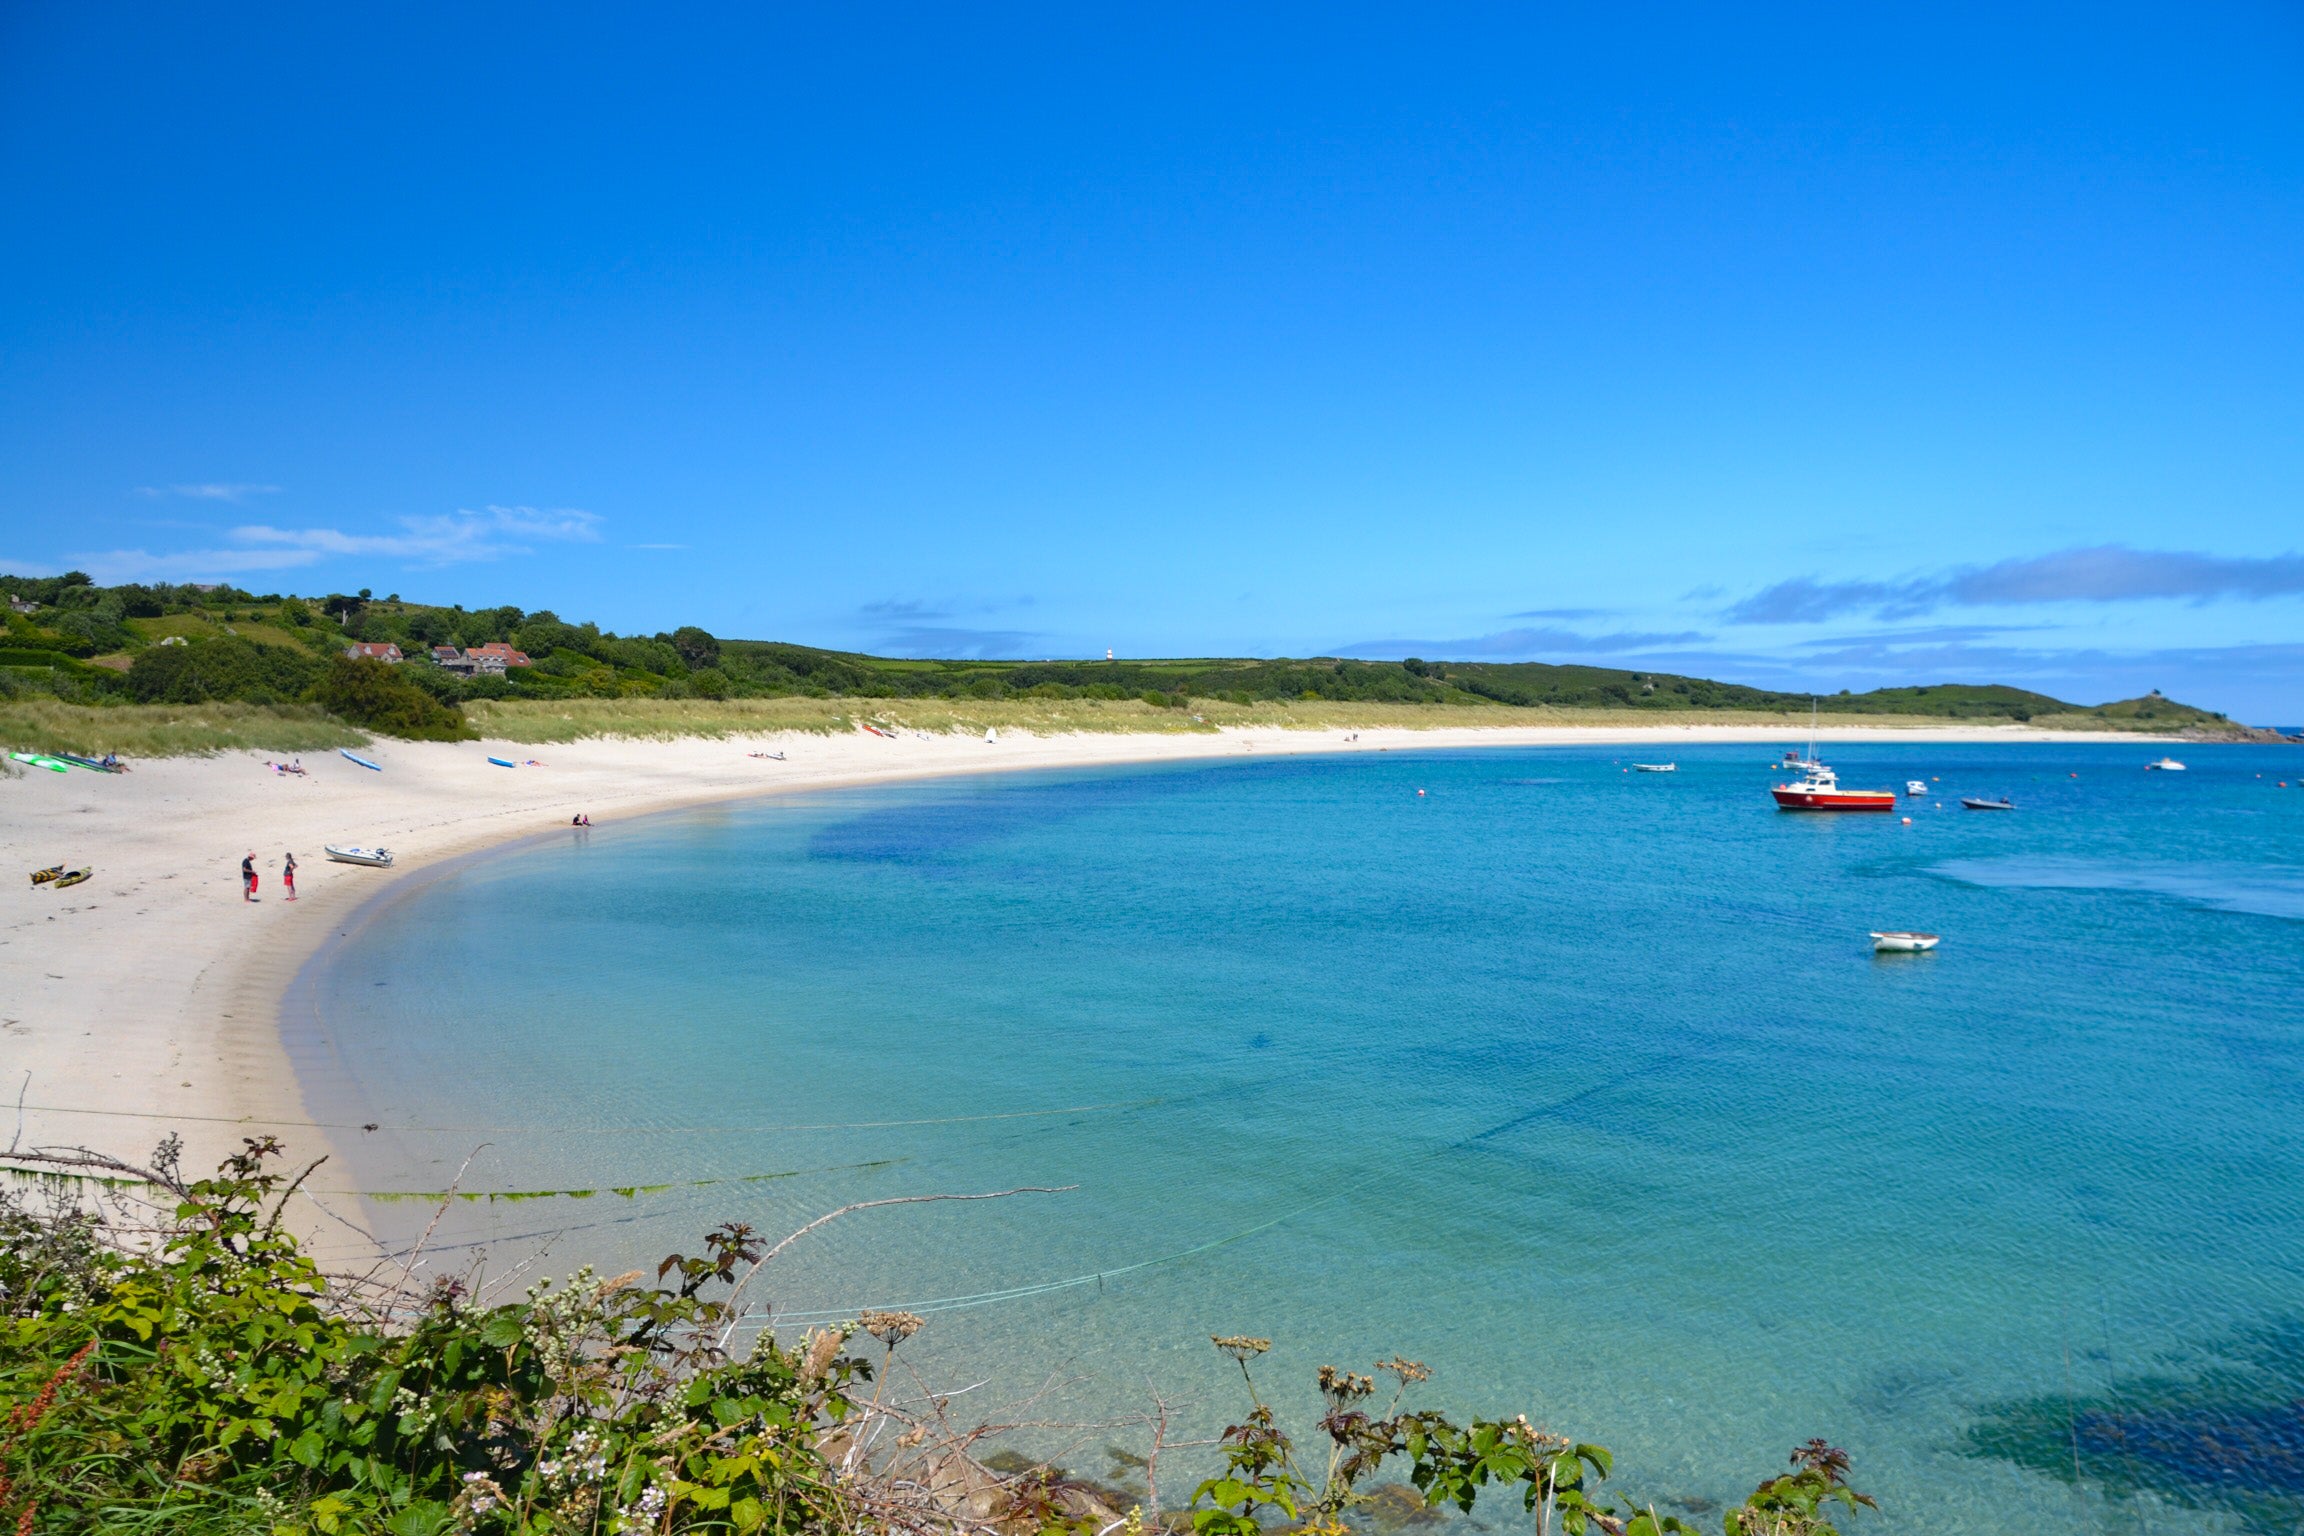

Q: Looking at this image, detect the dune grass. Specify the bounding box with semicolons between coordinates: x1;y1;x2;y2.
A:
2;692;2172;759
461;694;2033;744
0;699;368;757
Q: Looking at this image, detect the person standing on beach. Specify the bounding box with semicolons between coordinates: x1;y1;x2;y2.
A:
282;851;297;901
241;851;258;901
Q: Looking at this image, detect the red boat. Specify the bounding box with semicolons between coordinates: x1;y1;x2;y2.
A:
1773;760;1897;812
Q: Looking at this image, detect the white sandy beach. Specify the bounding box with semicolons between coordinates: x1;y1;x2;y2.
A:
2;721;2154;1190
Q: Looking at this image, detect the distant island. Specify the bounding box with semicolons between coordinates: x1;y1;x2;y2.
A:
1;570;2279;751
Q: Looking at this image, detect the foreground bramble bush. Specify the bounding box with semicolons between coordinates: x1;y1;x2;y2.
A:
2;1138;866;1534
0;1140;1872;1536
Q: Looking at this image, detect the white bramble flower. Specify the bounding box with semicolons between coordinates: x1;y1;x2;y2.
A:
617;1482;670;1529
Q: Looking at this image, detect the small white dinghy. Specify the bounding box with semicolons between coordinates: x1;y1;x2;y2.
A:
1906;781;1928;796
1632;762;1675;772
324;845;394;868
1870;930;1940;953
2145;756;2186;771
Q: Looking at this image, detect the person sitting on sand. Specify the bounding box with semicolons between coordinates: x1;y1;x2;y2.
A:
241;852;257;902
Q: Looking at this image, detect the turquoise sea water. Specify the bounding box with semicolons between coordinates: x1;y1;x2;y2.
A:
291;742;2304;1533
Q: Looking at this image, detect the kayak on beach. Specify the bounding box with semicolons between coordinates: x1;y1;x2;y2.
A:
340;749;383;771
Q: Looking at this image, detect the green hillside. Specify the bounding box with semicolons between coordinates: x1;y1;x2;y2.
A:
0;570;2254;737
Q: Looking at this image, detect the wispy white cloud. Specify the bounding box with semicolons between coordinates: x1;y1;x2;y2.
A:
1336;625;1709;659
72;504;605;582
231;504;602;566
875;625;1041;658
74;546;337;582
134;483;281;502
1725;545;2304;624
861;598;951;620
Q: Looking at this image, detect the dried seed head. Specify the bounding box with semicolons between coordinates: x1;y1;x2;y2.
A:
1376;1356;1431;1387
1507;1415;1569;1456
861;1309;925;1348
1318;1366;1375;1405
1212;1335;1272;1364
800;1326;846;1381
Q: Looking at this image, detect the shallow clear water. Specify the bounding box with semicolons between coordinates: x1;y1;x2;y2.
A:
292;742;2304;1533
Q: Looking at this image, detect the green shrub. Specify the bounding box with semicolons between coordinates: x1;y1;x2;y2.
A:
0;648;87;673
126;636;323;705
310;656;474;740
0;1139;868;1535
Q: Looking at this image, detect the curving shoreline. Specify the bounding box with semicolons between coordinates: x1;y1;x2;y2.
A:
1;720;2160;1212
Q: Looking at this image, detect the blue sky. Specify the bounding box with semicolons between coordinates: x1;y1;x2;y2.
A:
4;4;2301;718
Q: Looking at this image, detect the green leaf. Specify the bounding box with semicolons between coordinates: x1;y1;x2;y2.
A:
384;1501;449;1536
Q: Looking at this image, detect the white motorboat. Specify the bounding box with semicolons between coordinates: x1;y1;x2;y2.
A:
1906;781;1928;796
1870;930;1940;953
1632;762;1675;772
2145;757;2186;772
324;845;394;868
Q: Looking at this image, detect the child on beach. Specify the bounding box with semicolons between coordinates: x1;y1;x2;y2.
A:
241;851;258;901
282;852;297;901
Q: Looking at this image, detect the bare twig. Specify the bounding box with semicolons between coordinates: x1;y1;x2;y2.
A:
1144;1381;1178;1518
262;1154;329;1236
716;1185;1075;1350
389;1143;488;1293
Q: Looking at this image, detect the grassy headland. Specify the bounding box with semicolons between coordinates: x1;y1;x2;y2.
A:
0;569;2270;753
